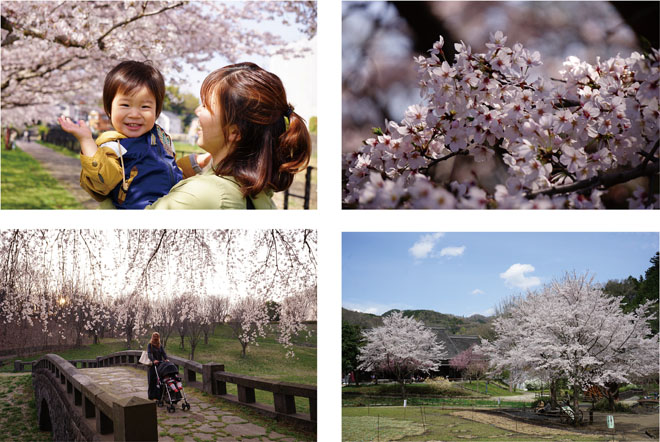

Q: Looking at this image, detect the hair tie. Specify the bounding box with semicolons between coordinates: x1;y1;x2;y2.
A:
283;106;294;130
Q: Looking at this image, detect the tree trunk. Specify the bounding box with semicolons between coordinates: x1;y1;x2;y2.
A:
550;379;558;409
572;383;580;425
179;334;185;349
93;334;99;345
400;380;406;398
189;345;196;361
241;341;247;358
203;331;209;345
605;382;619;411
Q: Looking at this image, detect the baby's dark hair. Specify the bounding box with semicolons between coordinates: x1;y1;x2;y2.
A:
201;62;311;197
103;61;165;118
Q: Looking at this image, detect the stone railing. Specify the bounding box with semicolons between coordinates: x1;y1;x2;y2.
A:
32;354;157;441
96;350;317;431
24;349;316;432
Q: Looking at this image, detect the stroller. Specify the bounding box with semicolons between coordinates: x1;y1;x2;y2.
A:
154;360;190;413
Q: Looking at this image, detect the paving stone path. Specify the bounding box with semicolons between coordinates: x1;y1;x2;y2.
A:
15;140;99;209
80;367;303;441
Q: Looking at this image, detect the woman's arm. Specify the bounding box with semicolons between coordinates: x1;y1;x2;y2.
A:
147;343;154;361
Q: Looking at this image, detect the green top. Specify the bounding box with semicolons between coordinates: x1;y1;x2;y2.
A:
145;169;276;210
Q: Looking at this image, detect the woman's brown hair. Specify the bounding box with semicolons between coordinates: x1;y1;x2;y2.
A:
103;60;165;118
150;332;161;348
200;62;311;197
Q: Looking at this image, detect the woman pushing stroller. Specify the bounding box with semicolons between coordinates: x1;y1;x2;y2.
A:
147;332;168;401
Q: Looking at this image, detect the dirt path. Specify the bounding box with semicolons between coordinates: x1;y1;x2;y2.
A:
490;391;537;402
15;140;99;209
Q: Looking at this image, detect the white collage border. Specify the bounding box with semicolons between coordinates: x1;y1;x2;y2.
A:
1;2;659;441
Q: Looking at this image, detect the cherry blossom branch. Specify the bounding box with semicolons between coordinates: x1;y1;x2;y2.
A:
420;149;470;171
95;2;185;50
526;160;658;199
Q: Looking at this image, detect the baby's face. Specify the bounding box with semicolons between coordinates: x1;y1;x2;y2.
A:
110;86;156;137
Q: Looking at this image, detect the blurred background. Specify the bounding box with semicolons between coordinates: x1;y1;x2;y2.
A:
342;1;659;153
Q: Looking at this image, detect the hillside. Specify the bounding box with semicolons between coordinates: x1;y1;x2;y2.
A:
342;308;494;337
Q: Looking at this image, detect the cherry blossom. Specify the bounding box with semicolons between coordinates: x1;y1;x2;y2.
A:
1;1;317;127
358;311;447;395
0;229;317;358
479;273;659;414
344;32;659;209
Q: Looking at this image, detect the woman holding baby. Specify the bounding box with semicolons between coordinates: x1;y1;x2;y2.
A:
60;60;311;209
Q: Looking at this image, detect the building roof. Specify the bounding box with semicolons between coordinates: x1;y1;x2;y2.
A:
428;327;481;360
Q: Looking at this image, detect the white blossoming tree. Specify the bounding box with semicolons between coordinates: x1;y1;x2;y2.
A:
228;295;270;358
479;273;659;418
344;32;659;209
0;229;317;359
358;311;447;396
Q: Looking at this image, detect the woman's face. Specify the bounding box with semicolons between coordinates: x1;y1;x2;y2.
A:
195;100;226;156
110;86;157;137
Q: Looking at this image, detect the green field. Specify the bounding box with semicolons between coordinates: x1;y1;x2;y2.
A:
4;324;316;383
0;147;82;209
342;406;610;442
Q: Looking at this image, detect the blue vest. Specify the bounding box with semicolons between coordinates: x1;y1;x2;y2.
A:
109;125;183;209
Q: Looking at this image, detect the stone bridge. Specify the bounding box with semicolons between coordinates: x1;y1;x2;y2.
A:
27;351;316;441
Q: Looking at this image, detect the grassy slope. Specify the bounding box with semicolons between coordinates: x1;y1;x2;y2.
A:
0;147;83;209
3;324;316;384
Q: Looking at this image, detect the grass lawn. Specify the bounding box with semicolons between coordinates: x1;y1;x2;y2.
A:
0;147;83;209
0;374;50;442
36;140;79;159
342;406;610;441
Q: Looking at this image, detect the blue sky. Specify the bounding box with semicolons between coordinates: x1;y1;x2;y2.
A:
342;232;659;317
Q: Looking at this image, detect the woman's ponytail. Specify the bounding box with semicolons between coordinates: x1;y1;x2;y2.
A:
273;110;311;192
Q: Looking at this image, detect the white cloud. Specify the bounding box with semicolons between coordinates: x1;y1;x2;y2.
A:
500;263;541;289
409;233;444;259
471;289;484;295
440;246;465;257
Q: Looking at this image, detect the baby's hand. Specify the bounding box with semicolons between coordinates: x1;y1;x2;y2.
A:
196;152;212;169
58;116;93;141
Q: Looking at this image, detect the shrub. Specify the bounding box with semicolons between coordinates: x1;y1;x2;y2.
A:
592;398;631;413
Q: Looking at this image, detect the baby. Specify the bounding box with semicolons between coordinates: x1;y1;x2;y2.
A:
59;60;205;209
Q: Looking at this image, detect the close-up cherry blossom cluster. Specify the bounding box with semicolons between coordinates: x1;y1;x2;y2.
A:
343;32;659;209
